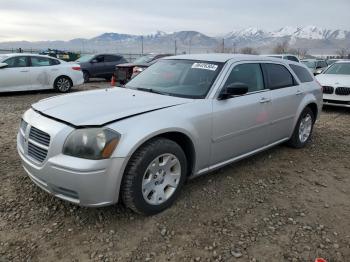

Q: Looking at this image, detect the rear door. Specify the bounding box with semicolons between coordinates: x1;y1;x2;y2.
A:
261;63;302;144
104;55;123;75
0;56;31;91
29;56;58;90
211;62;270;165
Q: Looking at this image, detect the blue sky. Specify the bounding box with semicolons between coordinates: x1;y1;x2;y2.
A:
0;0;349;41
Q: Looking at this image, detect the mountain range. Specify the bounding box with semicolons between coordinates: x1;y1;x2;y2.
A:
0;26;349;55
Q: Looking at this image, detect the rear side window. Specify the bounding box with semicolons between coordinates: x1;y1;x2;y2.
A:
105;55;121;62
262;63;296;89
4;56;28;68
289;64;313;83
225;63;264;93
31;57;51;67
50;59;60;65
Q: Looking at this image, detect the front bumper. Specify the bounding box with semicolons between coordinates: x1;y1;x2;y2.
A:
323;94;350;108
17;109;127;207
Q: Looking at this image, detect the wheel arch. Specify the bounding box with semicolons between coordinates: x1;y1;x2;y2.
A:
53;75;73;89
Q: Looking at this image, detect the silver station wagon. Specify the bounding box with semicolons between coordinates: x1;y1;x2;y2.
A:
17;54;322;215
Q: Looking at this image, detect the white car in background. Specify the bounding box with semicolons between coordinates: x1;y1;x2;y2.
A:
316;61;350;107
0;53;84;93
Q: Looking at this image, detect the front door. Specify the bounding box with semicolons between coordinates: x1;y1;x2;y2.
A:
211;62;270;166
0;56;31;92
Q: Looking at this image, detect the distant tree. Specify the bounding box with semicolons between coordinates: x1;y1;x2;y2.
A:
240;47;259;55
298;48;309;59
273;41;289;54
336;48;349;58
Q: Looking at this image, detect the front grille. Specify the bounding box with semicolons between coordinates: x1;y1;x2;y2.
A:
335;87;350;96
322;86;334;94
28;142;48;163
29;126;50;147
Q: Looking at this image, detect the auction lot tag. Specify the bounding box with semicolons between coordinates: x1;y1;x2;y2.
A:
192;63;218;71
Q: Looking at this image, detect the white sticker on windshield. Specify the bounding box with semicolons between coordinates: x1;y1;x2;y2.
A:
192;63;218;71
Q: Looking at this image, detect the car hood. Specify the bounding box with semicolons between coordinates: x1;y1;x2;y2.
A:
32;88;192;126
316;74;350;86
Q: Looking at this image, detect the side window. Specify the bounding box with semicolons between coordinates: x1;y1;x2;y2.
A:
287;56;299;62
224;63;264;93
95;55;105;63
31;57;51;67
319;61;327;68
4;56;28;68
262;63;296;89
50;59;60;65
289;64;313;83
105;55;121;62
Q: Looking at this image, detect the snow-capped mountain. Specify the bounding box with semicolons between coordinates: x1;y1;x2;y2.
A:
0;26;348;55
225;26;349;41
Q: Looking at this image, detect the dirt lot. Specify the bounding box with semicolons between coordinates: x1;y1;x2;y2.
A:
0;82;349;262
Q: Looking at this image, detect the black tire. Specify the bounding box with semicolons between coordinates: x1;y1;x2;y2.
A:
54;76;72;93
287;107;315;148
121;138;187;215
83;71;90;83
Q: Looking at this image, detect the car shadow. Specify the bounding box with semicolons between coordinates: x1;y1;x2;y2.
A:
322;105;349;113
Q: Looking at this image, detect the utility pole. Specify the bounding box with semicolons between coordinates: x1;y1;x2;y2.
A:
233;43;237;54
141;36;144;55
174;40;177;55
189;39;192;54
222;38;225;53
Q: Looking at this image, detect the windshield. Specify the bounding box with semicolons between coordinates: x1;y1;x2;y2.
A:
324;63;350;75
126;59;223;99
0;55;9;62
75;54;94;63
302;60;316;69
133;55;155;64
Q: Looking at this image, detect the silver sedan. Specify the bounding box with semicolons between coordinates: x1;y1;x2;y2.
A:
17;54;322;215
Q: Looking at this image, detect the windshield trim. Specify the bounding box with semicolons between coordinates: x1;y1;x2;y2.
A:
125;59;225;99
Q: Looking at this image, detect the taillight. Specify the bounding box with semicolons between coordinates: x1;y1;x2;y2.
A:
72;66;81;71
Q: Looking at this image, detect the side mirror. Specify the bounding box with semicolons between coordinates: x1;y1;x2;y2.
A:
0;62;8;69
219;83;249;100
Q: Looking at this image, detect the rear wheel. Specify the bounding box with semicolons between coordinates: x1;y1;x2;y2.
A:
54;76;72;93
287;107;315;148
121;138;187;215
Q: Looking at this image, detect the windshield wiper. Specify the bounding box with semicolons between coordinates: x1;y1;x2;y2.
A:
135;87;171;96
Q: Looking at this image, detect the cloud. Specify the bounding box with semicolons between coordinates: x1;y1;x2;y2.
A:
0;0;349;41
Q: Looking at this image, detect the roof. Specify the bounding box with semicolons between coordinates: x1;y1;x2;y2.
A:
164;53;288;63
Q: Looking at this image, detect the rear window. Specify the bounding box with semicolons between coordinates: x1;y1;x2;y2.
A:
289;64;314;83
262;63;296;89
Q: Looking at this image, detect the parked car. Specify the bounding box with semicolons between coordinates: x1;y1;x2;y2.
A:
316;61;350;107
18;54;322;215
301;59;328;75
76;54;127;82
261;54;300;62
115;54;172;84
0;53;83;93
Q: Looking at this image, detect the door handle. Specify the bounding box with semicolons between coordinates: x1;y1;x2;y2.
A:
260;97;271;103
296;90;303;95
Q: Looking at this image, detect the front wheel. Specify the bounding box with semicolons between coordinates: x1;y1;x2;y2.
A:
121;138;187;215
54;76;72;93
287;107;315;148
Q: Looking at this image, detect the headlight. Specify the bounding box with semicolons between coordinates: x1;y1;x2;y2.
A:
63;128;120;160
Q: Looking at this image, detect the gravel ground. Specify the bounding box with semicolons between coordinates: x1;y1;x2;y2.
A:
0;82;349;262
